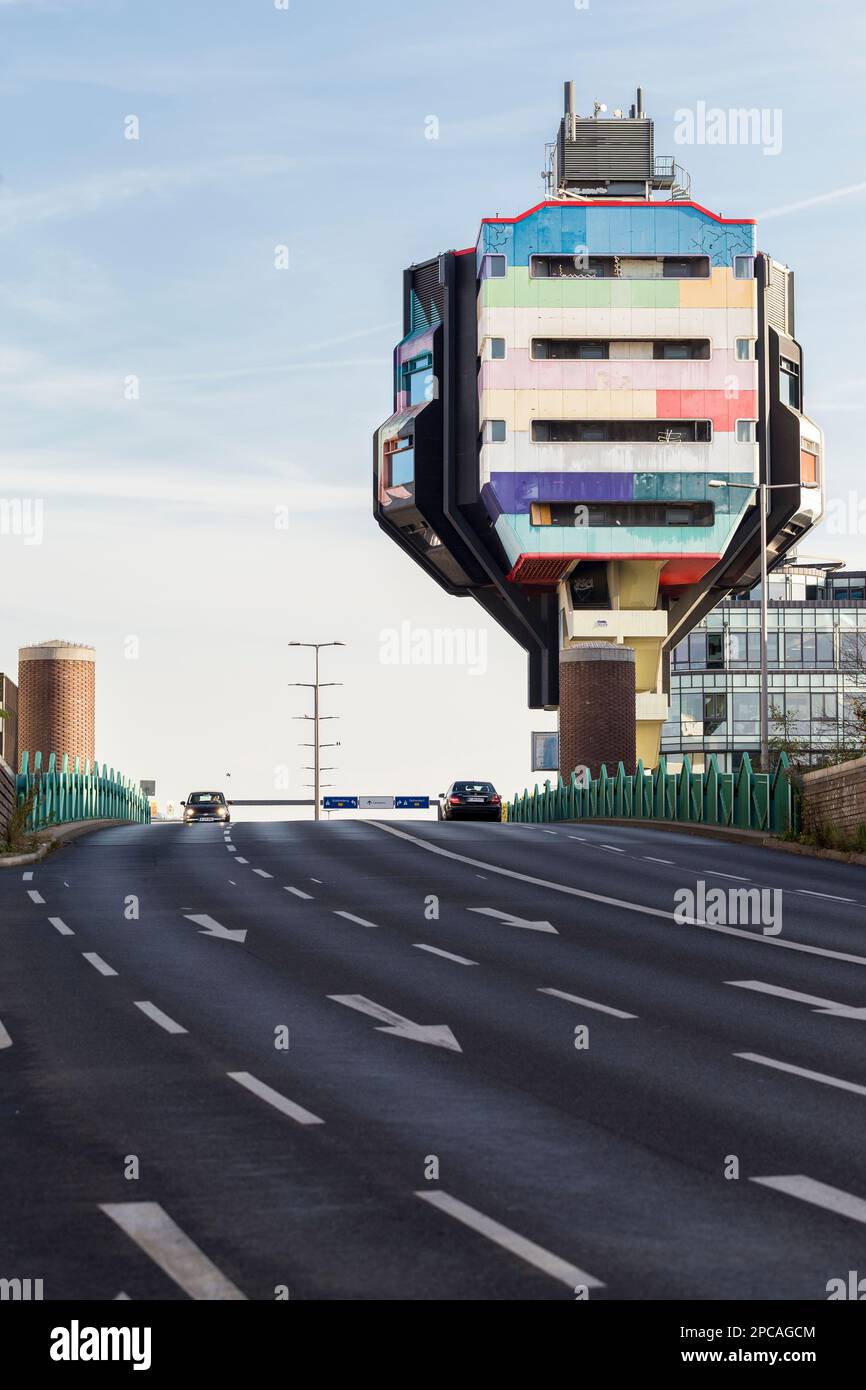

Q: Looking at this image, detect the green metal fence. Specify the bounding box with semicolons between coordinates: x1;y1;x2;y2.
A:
507;752;797;835
16;751;151;830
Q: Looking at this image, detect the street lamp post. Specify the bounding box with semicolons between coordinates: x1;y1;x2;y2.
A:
289;642;345;821
709;479;818;771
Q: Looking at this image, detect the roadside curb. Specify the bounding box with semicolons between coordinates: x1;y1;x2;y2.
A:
553;817;866;868
0;819;141;868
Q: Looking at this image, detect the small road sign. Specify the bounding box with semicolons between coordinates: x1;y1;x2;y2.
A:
395;796;430;809
322;796;360;810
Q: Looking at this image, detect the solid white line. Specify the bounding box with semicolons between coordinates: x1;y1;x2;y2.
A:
134;1001;188;1035
642;856;675;865
285;886;312;899
600;845;625;854
22;871;33;881
368;821;866;967
416;1190;603;1290
750;1175;866;1226
99;1202;246;1300
736;1052;866;1097
48;916;74;936
228;1071;324;1125
795;889;857;904
703;869;751;882
540;987;637;1020
0;1019;11;1049
27;890;45;904
252;869;273;878
235;857;248;864
334;910;378;928
414;943;478;965
83;952;118;977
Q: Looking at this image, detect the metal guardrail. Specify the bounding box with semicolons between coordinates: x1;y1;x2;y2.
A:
16;751;151;829
507;752;796;835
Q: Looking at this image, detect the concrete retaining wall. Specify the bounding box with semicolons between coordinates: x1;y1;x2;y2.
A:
801;755;866;839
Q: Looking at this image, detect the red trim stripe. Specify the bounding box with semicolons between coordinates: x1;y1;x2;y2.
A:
478;199;754;229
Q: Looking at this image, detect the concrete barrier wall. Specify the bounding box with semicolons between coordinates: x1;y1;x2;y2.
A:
0;756;15;839
802;756;866;838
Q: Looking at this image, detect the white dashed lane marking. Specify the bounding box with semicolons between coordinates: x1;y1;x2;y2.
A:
100;1202;246;1300
48;917;74;936
285;886;313;900
414;944;477;965
252;869;273;879
82;952;118;977
334;911;378;929
27;890;45;905
228;1071;324;1125
134;1001;188;1035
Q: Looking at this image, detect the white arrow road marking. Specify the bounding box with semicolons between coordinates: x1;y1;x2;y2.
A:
328;994;462;1052
228;1071;324;1125
736;1052;866;1097
100;1202;246;1300
468;907;558;934
751;1175;866;1226
252;869;273;879
334;910;378;928
0;1019;11;1049
285;886;312;900
368;822;866;967
134;1001;188;1035
414;943;478;965
416;1190;603;1290
728;980;866;1019
82;952;118;977
27;890;45;904
48;916;74;936
183;913;247;943
539;987;637;1019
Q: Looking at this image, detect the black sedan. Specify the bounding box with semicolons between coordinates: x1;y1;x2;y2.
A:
437;781;502;822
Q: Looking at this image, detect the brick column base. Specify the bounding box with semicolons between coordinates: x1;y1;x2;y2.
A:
559;643;636;780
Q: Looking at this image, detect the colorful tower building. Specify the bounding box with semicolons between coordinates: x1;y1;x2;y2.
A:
374;84;824;775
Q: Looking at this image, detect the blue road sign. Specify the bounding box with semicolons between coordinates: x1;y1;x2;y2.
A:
395;796;430;810
322;796;359;810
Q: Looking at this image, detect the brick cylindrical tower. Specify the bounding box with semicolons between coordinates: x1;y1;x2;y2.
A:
559;643;636;780
18;640;96;767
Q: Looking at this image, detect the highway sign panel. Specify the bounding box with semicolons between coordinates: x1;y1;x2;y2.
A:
360;796;394;809
322;796;359;810
395;796;430;809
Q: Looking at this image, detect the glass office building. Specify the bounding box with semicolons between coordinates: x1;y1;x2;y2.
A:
662;560;866;770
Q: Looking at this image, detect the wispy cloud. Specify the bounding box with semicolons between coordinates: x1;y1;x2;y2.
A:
757;181;866;221
0;154;297;234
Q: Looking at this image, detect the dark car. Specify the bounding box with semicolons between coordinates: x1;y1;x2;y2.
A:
182;790;231;824
438;781;502;822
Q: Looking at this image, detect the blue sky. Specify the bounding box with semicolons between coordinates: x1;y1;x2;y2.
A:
0;0;863;809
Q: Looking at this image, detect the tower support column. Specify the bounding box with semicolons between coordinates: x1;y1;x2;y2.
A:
558;643;636;780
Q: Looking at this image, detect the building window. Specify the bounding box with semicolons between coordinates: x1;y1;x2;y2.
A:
735;338;754;360
383;436;414;487
530;501;714;528
480;254;507;279
780;356;801;409
811;692;837;724
703;693;726;735
531;339;709;360
531;419;712;444
482;419;506;443
489;338;506;359
733;692;759;736
734;255;755;279
529;254;709;280
707;633;724;668
736;420;757;443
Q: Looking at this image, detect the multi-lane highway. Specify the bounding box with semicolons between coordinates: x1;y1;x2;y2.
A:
3;816;866;1301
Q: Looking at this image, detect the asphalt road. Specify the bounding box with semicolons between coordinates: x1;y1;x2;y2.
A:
3;816;866;1301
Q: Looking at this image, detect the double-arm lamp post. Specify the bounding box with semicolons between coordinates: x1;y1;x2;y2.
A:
289;641;344;821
